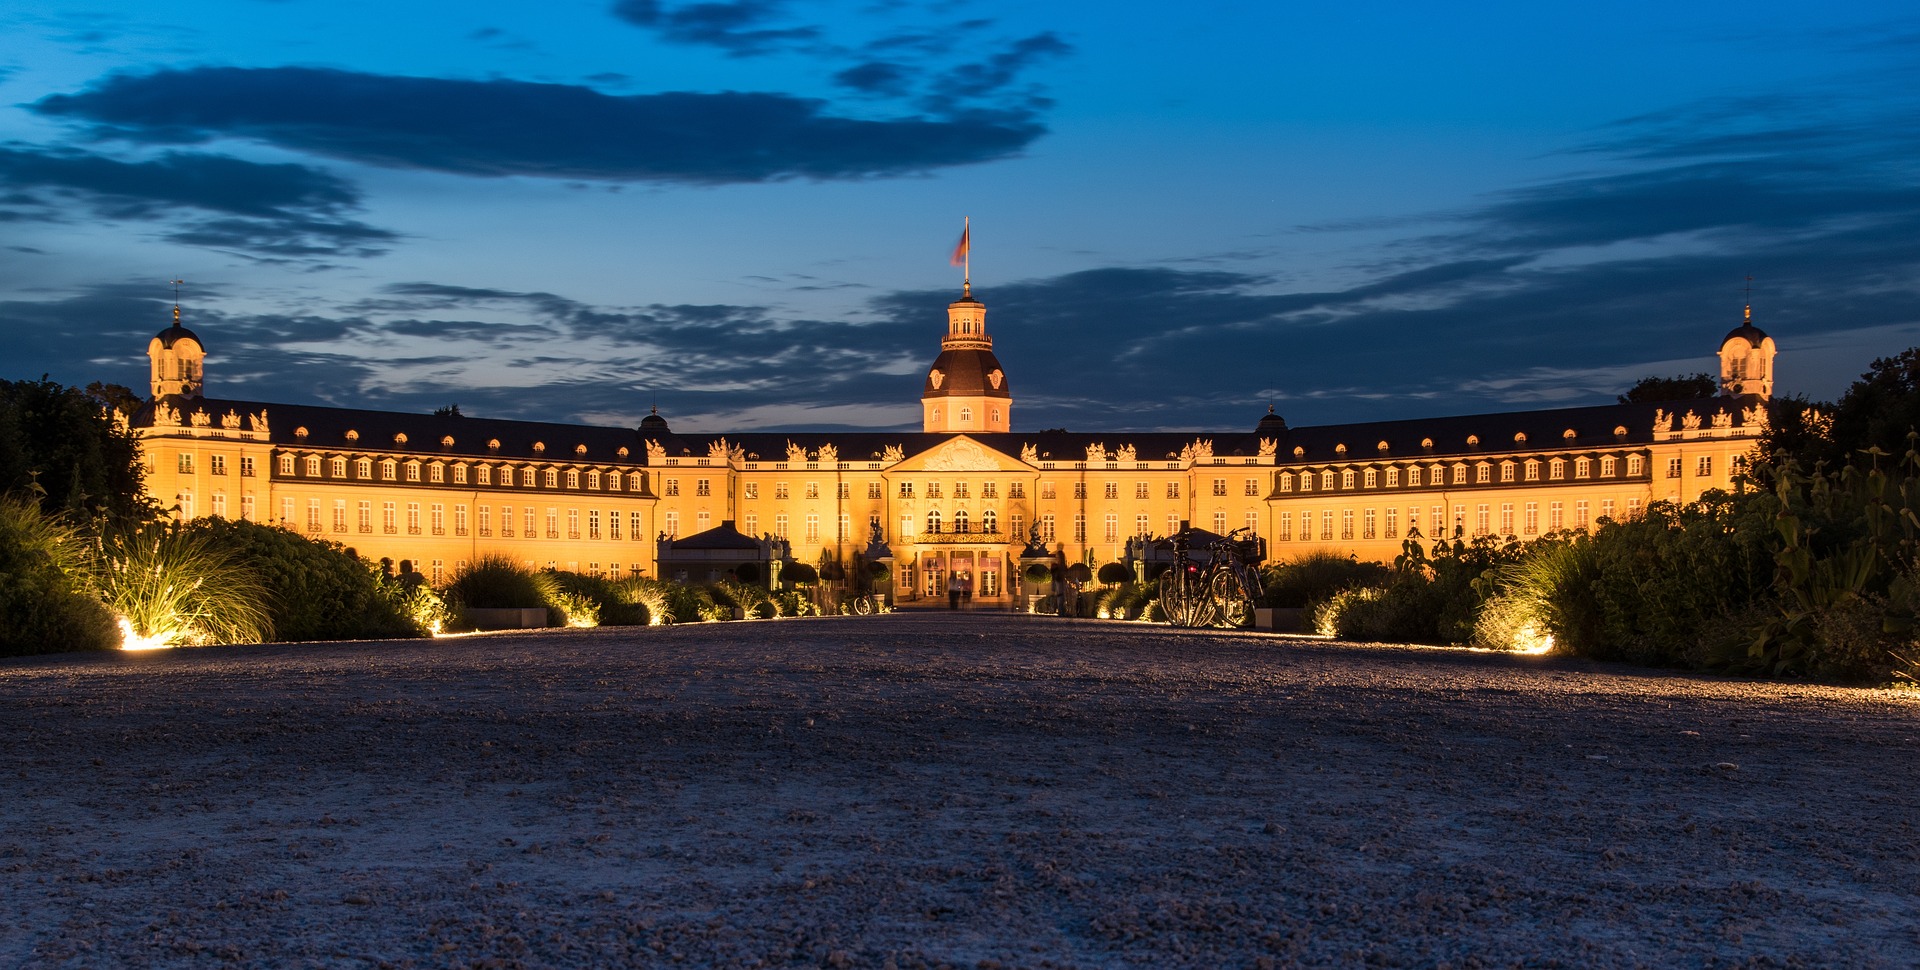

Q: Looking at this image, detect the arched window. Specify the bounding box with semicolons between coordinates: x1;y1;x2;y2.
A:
931;407;941;423
960;407;973;424
982;509;998;533
926;510;943;533
991;408;1001;424
954;510;970;533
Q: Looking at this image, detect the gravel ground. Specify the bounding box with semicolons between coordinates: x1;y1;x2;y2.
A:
2;614;1917;969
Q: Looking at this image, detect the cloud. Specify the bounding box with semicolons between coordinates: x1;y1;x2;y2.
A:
918;32;1071;114
34;67;1046;183
610;0;820;57
0;144;394;257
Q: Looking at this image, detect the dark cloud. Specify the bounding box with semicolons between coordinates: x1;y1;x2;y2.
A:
918;32;1071;114
35;67;1046;183
834;61;912;96
611;0;820;57
0;144;394;257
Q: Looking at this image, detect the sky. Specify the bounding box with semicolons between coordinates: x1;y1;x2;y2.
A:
3;0;1919;434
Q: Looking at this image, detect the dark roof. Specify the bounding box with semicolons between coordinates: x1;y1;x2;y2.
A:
923;347;1011;399
152;324;200;349
1256;407;1288;434
134;396;649;464
667;520;763;550
639;410;669;430
1722;323;1770;346
1275;395;1762;463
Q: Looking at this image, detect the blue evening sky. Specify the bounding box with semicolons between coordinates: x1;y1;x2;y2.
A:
3;0;1918;433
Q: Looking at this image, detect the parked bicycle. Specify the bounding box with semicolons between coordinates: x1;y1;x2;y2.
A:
1157;527;1264;628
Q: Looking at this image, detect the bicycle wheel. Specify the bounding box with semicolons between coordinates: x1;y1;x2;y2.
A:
852;595;874;615
1208;570;1250;628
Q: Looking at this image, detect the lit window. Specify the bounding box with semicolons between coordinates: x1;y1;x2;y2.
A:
1105;482;1119;499
665;479;679;497
209;455;227;476
566;470;580;489
331;457;347;477
1385;468;1399;487
1341;470;1355;489
1362;470;1376;489
1549;459;1565;480
1214;478;1229;496
383;460;397;480
697;479;712;497
1575;457;1591;479
1500;463;1514;483
1166;481;1180;499
406;463;421;482
1278;473;1293;492
899;481;914;498
1010;482;1025;499
776;483;790;500
1073;482;1086;499
805;482;819;499
1476;464;1491;484
744;482;758;499
544;469;558;488
868;482;883;499
1696;456;1713;476
960;407;973;424
179;453;195;474
304;456;320;476
1524;461;1540;482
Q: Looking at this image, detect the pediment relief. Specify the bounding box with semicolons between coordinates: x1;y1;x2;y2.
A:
889;436;1026;473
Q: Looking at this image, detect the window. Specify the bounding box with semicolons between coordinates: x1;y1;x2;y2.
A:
1246;511;1259;533
1550;459;1565;480
544;469;558;488
951;482;969;499
240;456;255;477
1135;512;1149;536
240;495;255;520
629;472;644;491
1404;506;1419;537
1278;474;1293;493
1363;508;1376;539
899;481;914;498
1524;461;1540;482
583;470;595;490
1666;457;1683;479
837;513;849;540
524;508;535;537
1524;502;1539;534
1320;511;1334;541
665;510;679;537
545;508;558;537
1500;503;1514;535
953;510;970;534
406;502;421;535
926;510;942;533
869;513;882;537
1213;478;1228;497
209;492;226;518
664;479;680;497
304;456;320;477
1549;501;1564;531
431;560;444;584
1009;513;1022;538
331;457;347;478
1278;514;1292;541
1574;500;1589;528
562;469;577;489
744;513;758;535
1073;513;1087;543
478;465;493;486
1041;514;1056;542
1171;514;1184;536
1009;482;1025;499
1600;456;1618;477
384;460;399;481
869;482;883;499
357;500;371;532
306;498;320;531
805;482;819;499
1074;482;1087;499
1477;464;1492;484
1214;511;1229;535
629;512;642;539
805;514;820;542
431;503;446;536
1452;466;1467;484
479;506;492;537
838;482;851;500
744;482;757;500
588;509;601;539
498;504;513;537
1104;513;1119;542
1471;503;1487;536
1627;455;1645;476
1135;481;1150;499
1385;507;1398;538
959;407;973;424
928;482;943;499
454;504;469;536
1320;471;1335;490
776;482;790;500
1340;509;1353;540
1601;498;1616;521
1041;482;1056;500
1341;470;1356;489
407;463;422;482
1575;457;1592;479
697;478;712;497
1166;481;1180;499
1098;481;1115;499
1385;468;1399;488
210;455;227;476
178;453;195;474
1500;463;1514;483
382;502;397;534
900;514;916;539
430;464;445;484
1362;470;1377;489
1696;456;1713;476
1406;467;1421;487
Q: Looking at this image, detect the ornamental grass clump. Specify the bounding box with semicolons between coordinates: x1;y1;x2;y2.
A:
0;496;118;655
445;554;560;627
98;523;271;647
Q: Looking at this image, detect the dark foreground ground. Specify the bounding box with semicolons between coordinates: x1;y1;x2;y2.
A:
1;615;1917;969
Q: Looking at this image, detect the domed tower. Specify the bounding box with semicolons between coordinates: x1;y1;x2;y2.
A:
921;282;1012;433
1718;305;1776;399
147;289;204;400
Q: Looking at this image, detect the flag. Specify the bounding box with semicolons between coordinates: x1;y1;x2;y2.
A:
949;223;969;267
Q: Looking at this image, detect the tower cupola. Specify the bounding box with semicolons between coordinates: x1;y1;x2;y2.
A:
921;287;1011;433
1718;304;1775;399
147;286;204;400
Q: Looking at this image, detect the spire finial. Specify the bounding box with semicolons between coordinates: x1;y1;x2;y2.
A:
949;217;971;298
171;277;184;324
1743;275;1754;322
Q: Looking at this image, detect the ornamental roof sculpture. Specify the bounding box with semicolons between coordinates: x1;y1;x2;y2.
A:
818;442;838;464
1115;443;1137;462
1020;442;1038;464
786;440;808;463
1085;442;1107;462
881;444;905;464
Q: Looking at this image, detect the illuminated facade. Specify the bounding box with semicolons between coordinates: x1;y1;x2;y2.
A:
133;286;1776;605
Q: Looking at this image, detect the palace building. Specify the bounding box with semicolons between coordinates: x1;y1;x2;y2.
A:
131;282;1776;608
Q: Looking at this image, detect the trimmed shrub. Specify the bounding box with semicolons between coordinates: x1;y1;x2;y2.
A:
183;518;417;641
1261;551;1389;611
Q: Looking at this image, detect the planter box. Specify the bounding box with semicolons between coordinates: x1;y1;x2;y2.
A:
464;607;549;630
1255;607;1306;632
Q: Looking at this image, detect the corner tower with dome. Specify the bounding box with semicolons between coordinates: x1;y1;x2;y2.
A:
921;282;1012;433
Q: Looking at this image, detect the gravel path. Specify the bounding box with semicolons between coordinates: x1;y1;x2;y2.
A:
2;614;1917;968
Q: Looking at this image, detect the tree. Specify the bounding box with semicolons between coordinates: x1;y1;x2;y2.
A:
0;378;158;528
1618;373;1717;404
1828;349;1920;463
433;403;463;417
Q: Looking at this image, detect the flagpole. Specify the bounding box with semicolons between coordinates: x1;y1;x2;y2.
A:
963;216;971;297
